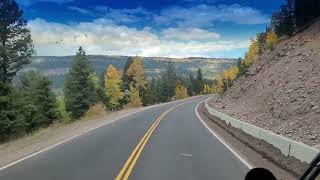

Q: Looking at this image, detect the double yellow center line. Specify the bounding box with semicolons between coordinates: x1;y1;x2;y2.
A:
115;98;197;180
115;107;173;180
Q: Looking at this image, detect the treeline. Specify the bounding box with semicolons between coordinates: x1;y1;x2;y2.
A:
0;0;57;141
272;0;320;37
0;0;208;142
210;0;320;96
62;49;208;120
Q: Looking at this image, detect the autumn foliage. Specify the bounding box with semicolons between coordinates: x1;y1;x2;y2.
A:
104;65;124;110
127;84;142;107
126;57;147;90
266;30;278;50
172;84;188;100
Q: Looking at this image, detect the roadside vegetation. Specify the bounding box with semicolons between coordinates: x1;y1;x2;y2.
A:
0;0;209;143
2;0;318;143
210;0;320;97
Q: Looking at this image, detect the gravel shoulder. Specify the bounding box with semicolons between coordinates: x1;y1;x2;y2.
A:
0;106;150;168
198;102;305;180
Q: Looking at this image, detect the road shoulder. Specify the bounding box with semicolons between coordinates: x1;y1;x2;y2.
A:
0;106;150;169
196;101;297;180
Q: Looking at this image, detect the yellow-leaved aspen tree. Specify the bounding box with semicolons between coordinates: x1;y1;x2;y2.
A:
104;65;124;110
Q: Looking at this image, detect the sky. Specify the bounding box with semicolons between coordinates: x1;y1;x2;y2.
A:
16;0;284;58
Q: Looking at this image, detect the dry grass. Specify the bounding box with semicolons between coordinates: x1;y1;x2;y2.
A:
84;103;108;119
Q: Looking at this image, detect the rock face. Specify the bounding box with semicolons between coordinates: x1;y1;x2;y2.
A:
210;19;320;146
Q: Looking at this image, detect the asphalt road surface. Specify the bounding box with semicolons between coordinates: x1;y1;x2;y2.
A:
0;96;249;180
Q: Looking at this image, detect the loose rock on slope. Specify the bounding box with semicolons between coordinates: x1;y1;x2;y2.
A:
209;19;320;147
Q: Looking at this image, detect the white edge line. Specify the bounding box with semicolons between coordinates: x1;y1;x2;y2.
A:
0;108;148;172
195;99;254;170
0;96;203;172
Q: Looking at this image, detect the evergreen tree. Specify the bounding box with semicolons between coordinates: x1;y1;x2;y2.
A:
195;68;204;94
0;0;34;141
155;77;162;103
271;0;297;37
160;61;177;102
19;71;58;132
149;78;158;104
89;72;104;102
64;47;96;119
141;78;157;106
0;0;34;94
295;0;319;29
187;73;195;96
237;58;249;76
121;57;134;91
104;65;124;110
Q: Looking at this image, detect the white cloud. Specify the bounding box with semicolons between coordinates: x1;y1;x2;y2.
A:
29;18;249;58
155;4;269;27
68;6;94;16
29;18;160;56
139;40;249;58
94;6;152;24
162;28;220;42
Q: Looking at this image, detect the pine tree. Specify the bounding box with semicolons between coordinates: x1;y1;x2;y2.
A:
121;57;134;91
19;71;58;132
295;0;320;28
104;65;124;110
187;73;195;96
0;0;34;94
195;68;204;94
141;78;157;106
272;0;296;37
64;47;97;119
0;0;34;141
89;72;104;102
160;61;177;102
149;78;158;104
155;77;162;103
237;58;249;76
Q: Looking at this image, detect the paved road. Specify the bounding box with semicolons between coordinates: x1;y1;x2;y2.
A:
0;96;248;180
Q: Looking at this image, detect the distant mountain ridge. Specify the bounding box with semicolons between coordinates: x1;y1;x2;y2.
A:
23;55;237;91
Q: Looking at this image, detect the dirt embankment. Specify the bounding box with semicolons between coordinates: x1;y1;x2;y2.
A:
210;19;320;147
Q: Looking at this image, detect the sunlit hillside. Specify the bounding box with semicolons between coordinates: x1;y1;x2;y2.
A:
23;56;237;91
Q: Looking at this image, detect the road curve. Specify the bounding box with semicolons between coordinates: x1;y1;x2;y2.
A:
0;96;248;180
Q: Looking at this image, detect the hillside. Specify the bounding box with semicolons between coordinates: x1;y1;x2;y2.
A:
209;19;320;147
22;56;236;90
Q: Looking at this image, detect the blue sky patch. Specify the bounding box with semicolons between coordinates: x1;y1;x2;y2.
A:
17;0;284;58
